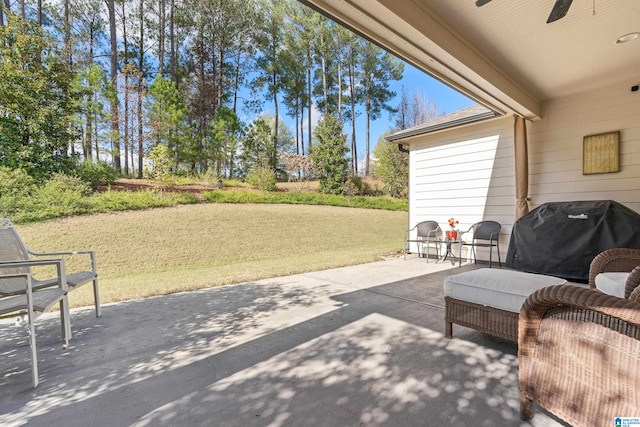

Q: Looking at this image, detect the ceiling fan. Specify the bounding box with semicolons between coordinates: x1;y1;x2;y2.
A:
476;0;574;23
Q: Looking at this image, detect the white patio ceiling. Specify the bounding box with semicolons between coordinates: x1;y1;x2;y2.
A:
299;0;640;121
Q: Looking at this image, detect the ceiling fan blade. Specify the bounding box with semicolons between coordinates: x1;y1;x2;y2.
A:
475;0;493;6
547;0;573;23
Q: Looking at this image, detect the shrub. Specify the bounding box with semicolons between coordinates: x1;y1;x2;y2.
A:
3;173;94;222
91;188;197;212
371;138;408;198
222;178;247;188
31;173;93;217
0;167;36;218
245;166;277;192
42;173;93;197
75;161;118;188
199;169;220;186
343;179;359;197
149;144;173;182
0;167;35;198
203;189;407;211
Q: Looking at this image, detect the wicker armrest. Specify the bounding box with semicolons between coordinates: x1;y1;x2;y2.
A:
519;284;640;424
519;284;640;356
588;248;640;289
625;265;640;298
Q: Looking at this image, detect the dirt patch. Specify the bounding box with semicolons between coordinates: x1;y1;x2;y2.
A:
98;179;217;194
98;179;309;196
379;250;405;260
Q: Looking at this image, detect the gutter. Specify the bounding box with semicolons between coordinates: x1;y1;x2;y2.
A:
385;110;499;142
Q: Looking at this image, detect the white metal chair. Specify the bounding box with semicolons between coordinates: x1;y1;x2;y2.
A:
0;261;70;387
0;218;100;316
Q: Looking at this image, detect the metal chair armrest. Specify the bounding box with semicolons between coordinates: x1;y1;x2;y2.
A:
0;259;68;292
27;248;97;273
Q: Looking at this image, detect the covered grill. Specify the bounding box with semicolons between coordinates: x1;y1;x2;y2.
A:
506;200;640;282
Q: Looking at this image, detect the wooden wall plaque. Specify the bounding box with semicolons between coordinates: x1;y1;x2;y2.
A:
583;131;620;175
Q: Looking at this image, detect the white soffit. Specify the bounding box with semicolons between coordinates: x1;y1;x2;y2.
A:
300;0;542;120
302;0;640;122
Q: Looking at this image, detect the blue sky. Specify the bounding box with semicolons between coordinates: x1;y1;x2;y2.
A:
250;61;475;164
389;63;476;121
379;63;476;137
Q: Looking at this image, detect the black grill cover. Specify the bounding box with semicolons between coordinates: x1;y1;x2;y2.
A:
506;200;640;282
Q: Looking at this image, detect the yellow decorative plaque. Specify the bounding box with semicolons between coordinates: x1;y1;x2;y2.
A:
583;131;620;175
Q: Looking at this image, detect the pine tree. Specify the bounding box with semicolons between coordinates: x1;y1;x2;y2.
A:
311;114;349;195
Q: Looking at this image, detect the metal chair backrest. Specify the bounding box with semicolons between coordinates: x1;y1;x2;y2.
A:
416;220;442;239
470;221;501;242
0;219;30;274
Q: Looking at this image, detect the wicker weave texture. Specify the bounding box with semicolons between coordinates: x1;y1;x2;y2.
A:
445;296;518;342
519;284;640;425
588;248;640;291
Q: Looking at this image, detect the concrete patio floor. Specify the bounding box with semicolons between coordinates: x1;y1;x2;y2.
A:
0;257;568;427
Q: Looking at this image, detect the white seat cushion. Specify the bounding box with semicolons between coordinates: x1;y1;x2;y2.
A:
444;268;568;313
595;272;628;298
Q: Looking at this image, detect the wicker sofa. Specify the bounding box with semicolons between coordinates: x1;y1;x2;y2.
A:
518;248;640;425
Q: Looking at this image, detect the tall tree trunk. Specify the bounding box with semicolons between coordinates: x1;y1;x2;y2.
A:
272;68;278;169
85;26;96;162
107;0;121;171
124;73;130;175
94;92;100;159
158;0;165;77
217;48;224;112
294;98;299;155
137;91;143;179
19;0;25;20
337;61;342;116
131;110;136;176
138;0;145;178
122;0;130;176
300;96;305;156
64;0;77;158
198;30;206;172
86;107;92;161
36;0;42;25
169;0;175;81
321;54;328;114
307;67;312;153
365;95;371;176
64;0;71;66
233;50;241;113
0;0;4;26
349;63;357;175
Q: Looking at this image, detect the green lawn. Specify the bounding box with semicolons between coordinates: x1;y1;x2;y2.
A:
17;203;408;308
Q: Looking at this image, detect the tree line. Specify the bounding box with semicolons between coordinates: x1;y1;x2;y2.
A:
0;0;440;195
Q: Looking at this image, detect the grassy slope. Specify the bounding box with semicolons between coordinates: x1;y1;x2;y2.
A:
17;203;407;308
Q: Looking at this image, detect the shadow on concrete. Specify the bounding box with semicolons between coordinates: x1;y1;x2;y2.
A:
0;264;567;426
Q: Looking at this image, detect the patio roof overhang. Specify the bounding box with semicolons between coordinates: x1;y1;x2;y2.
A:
298;0;640;123
298;0;541;121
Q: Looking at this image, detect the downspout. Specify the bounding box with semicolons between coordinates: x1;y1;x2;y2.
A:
399;143;411;254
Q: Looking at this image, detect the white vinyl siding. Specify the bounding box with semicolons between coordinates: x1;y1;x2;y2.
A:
406;80;640;261
528;82;640;212
408;117;514;260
